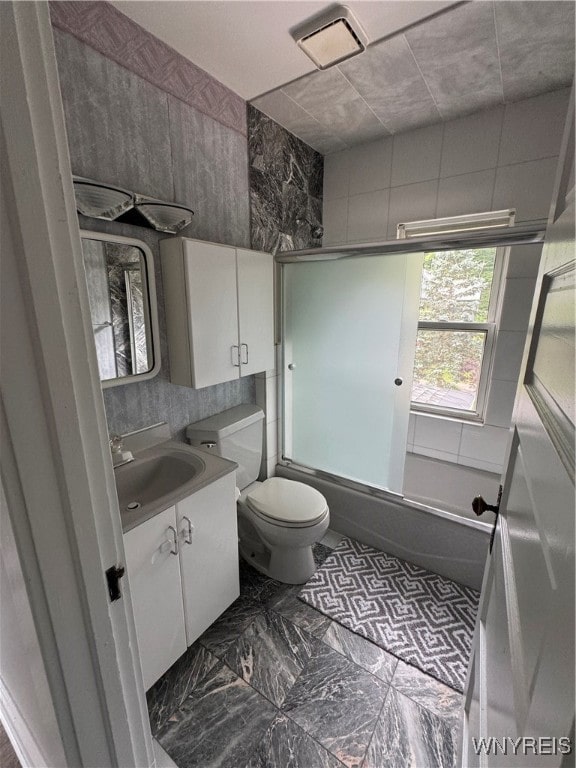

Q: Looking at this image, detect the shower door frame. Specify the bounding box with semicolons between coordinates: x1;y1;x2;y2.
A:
276;224;547;507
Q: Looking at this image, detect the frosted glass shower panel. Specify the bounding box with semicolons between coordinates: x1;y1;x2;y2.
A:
284;253;422;492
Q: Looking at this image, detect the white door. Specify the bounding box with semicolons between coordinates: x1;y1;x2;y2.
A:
123;508;187;690
462;90;575;766
236;247;275;376
183;239;239;387
1;4;152;765
177;473;239;646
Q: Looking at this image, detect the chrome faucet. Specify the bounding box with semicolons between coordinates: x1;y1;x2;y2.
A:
109;434;134;468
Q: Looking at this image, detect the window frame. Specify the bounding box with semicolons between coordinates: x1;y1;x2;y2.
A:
408;238;508;422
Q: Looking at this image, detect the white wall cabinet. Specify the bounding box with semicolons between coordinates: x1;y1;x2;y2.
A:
123;473;239;689
161;237;274;388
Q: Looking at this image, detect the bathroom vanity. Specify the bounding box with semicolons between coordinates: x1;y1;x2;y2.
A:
115;427;239;690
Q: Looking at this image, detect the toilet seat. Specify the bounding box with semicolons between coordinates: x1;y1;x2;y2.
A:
246;477;328;527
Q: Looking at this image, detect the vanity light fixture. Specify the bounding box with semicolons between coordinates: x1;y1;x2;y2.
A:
72;177;194;233
73;177;134;221
133;196;194;234
292;6;368;70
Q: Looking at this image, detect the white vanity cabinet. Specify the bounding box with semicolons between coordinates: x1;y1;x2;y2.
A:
160;237;274;388
123;505;187;691
123;473;239;689
176;471;239;645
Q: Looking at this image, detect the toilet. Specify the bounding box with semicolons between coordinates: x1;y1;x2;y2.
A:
186;405;329;584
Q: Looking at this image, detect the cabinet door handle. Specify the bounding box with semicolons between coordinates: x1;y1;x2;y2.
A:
182;516;194;545
231;345;240;367
167;525;179;555
241;343;249;365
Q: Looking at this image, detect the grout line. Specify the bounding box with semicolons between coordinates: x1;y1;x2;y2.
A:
403;32;445;121
434;122;446;218
336;64;395;137
491;1;507;110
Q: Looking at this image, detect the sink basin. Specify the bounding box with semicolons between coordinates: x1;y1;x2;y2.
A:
112;434;237;533
115;449;205;512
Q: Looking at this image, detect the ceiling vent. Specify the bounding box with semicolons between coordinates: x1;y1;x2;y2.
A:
292;6;368;70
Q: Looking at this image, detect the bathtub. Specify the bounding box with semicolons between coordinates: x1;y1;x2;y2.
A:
276;460;493;591
403;452;501;524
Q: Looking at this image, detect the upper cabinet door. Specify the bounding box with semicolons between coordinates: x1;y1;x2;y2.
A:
236;247;275;377
183;240;239;389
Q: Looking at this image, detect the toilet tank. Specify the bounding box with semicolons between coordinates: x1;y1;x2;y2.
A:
186;405;264;490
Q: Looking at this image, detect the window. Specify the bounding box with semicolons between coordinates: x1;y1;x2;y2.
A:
410;247;503;420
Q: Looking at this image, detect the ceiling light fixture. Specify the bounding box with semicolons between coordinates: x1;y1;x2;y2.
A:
292;6;368;70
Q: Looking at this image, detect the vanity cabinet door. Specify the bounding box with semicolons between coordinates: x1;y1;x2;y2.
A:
236;247;275;377
123;506;187;690
176;472;239;646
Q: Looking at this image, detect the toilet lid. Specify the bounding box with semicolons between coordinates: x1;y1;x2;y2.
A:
247;478;327;524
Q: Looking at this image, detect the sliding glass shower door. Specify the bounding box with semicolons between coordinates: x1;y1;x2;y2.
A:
283;252;423;494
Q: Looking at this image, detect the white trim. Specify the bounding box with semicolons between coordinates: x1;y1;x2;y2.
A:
0;680;52;768
1;4;152;766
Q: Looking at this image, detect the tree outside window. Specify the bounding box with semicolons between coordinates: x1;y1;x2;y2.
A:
411;248;499;417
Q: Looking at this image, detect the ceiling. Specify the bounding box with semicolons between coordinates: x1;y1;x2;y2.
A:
112;1;574;154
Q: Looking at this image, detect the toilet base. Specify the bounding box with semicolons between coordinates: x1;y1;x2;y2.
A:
239;539;317;585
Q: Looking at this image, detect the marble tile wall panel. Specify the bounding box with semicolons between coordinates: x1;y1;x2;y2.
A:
54;29;173;200
494;1;575;102
57;15;256;439
248;105;323;255
49;1;246;135
339;35;441;135
405;2;503;121
169;97;250;248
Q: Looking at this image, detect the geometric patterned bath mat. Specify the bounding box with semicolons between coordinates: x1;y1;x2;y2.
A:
299;537;479;692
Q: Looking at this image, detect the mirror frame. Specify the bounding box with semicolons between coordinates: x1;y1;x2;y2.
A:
80;229;161;388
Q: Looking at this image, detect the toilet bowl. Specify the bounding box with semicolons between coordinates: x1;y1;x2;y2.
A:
186;405;330;584
238;478;329;584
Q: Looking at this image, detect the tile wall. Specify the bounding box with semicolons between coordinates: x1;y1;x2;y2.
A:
247;106;324;478
322;88;570;474
53;26;255;439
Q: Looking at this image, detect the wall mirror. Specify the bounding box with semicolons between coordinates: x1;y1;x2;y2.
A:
80;230;161;387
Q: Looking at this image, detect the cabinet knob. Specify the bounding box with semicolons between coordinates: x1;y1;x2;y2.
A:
288;363;296;371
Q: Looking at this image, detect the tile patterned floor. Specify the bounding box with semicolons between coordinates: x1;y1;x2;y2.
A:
147;541;463;768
